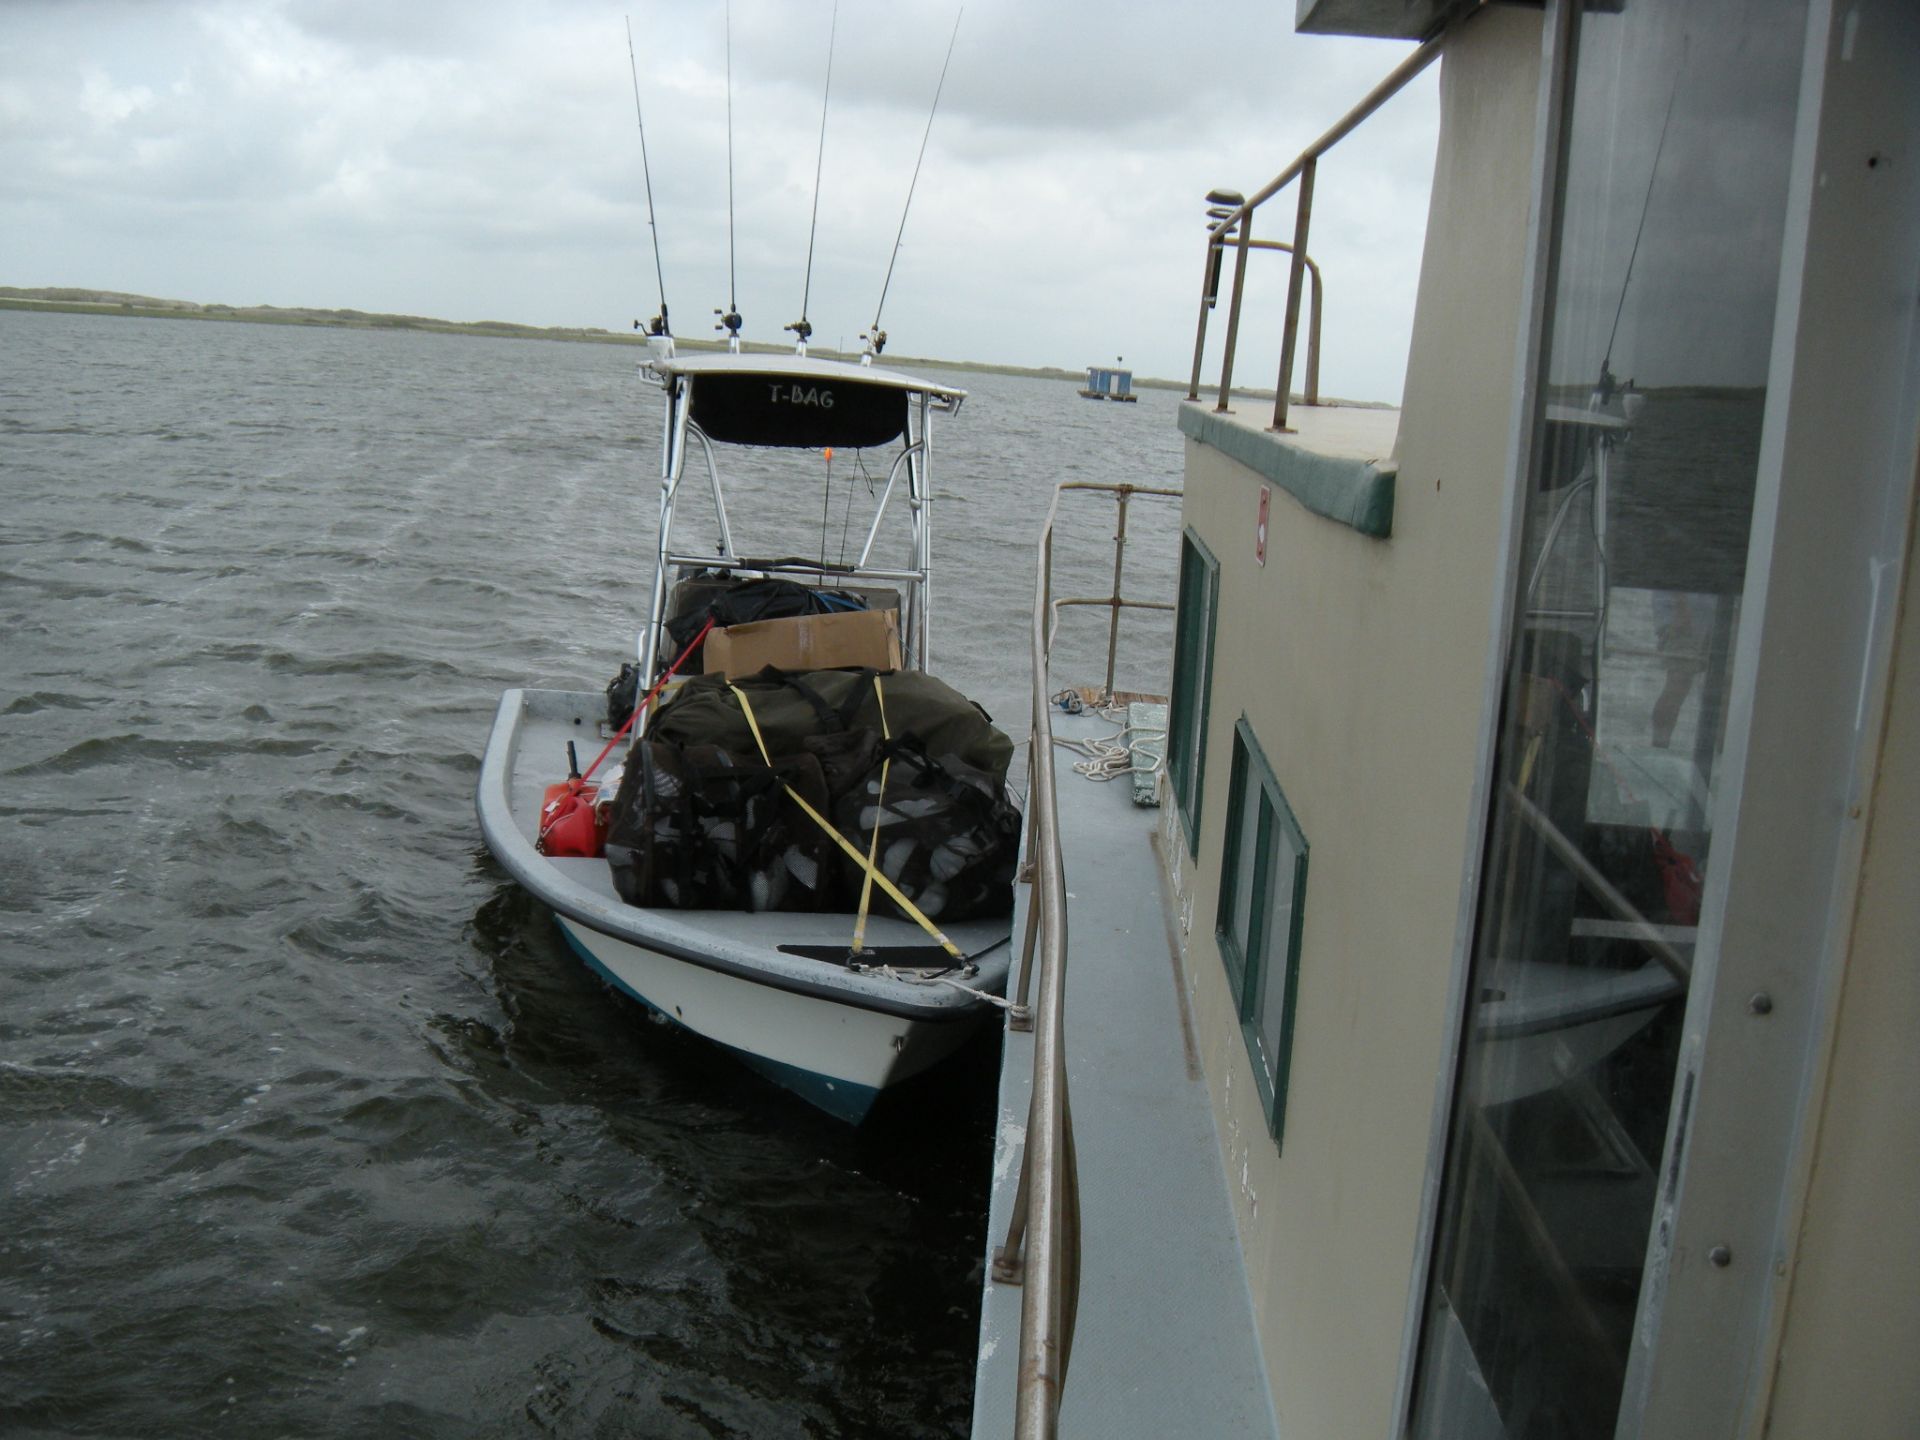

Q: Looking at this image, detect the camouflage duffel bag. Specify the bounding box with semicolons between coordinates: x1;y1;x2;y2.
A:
833;735;1021;922
646;667;1014;787
604;740;836;912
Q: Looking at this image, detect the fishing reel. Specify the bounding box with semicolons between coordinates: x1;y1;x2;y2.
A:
634;308;675;375
714;306;743;349
861;327;887;361
784;316;813;354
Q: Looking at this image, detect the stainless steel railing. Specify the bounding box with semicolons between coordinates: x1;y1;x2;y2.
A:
991;479;1181;1437
1187;28;1448;431
1050;481;1184;702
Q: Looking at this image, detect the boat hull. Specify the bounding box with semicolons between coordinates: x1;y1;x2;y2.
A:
477;686;1013;1121
555;917;983;1123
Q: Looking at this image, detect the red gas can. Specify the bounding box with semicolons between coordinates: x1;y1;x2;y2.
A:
536;777;606;858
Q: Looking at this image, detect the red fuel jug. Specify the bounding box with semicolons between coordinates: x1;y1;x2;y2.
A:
535;743;607;858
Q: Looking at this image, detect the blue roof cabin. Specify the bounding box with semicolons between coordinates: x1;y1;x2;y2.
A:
1078;364;1137;402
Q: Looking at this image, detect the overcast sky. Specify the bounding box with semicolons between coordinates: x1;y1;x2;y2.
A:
1;1;1437;401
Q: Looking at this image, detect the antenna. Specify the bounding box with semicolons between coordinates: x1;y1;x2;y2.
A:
866;8;962;363
714;1;742;350
787;0;838;355
626;14;671;338
1598;55;1684;400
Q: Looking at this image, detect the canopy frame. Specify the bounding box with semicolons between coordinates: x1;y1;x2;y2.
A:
635;356;965;712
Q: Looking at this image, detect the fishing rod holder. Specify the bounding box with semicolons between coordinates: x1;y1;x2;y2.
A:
639;332;676;375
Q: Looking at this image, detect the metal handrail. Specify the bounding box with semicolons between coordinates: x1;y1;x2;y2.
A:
991;480;1181;1437
1198;230;1327;408
1050;481;1184;701
1186;28;1448;431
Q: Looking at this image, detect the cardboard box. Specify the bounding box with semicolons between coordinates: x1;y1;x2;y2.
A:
703;608;902;678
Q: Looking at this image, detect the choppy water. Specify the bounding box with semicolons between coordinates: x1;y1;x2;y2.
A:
0;309;1182;1438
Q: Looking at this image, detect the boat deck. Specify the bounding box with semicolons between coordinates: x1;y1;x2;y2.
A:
971;711;1279;1438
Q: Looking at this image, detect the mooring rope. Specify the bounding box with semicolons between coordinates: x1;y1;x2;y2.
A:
1054;722;1166;783
1048;690;1165;784
869;966;1013;1010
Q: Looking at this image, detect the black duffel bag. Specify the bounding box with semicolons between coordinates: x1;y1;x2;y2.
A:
648;667;1014;788
663;578;868;676
611;667;1020;920
834;735;1021;922
604;740;836;912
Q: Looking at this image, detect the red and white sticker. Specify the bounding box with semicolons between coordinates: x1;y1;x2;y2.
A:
1256;486;1270;566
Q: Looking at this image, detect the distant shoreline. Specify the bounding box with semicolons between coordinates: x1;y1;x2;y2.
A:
0;286;1222;395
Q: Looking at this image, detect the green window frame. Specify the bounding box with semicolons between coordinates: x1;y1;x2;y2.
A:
1168;529;1219;855
1215;717;1308;1145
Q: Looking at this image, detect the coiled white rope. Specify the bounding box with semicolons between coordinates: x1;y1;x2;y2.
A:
867;964;1017;1010
1052;716;1168;783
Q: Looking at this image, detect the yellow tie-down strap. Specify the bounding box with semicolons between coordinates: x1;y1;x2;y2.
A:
851;675;891;956
728;683;963;962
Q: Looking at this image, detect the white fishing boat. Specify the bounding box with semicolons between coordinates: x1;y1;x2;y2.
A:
476;345;1020;1123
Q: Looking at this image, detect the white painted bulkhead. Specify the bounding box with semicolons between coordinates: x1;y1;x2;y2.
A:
1159;0;1920;1434
1161;9;1546;1435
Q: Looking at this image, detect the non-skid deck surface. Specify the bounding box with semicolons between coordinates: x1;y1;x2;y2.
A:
972;712;1279;1438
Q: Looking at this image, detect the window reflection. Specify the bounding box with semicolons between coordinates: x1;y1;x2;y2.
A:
1411;3;1805;1436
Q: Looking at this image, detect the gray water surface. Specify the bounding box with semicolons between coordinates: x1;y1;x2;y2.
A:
0;309;1182;1438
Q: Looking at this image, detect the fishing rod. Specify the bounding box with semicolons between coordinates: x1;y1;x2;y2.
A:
714;1;743;350
626;14;671;339
787;0;839;354
1597;57;1683;402
864;8;963;363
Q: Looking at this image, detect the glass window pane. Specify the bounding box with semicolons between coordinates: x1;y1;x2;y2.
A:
1411;3;1805;1436
1224;749;1262;989
1170;532;1217;848
1255;814;1299;1073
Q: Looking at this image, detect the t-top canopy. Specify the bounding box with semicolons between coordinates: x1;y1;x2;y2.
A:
654;353;967;450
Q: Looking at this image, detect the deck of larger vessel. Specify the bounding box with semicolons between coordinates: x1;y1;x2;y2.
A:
971;710;1279;1438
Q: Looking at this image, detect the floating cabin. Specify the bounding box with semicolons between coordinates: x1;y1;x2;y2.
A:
1077;364;1137;402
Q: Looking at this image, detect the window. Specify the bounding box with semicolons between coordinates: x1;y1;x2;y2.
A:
1408;3;1805;1435
1168;529;1219;854
1216;718;1309;1144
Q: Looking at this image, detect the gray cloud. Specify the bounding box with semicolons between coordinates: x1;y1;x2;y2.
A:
1;0;1439;400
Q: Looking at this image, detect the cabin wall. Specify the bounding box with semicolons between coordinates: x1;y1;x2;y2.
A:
1162;9;1543;1435
1761;4;1920;1421
1763;473;1920;1437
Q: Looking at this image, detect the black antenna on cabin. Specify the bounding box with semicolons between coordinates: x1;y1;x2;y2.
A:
714;1;743;349
864;7;962;363
1598;54;1684;403
787;0;838;354
626;14;671;337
